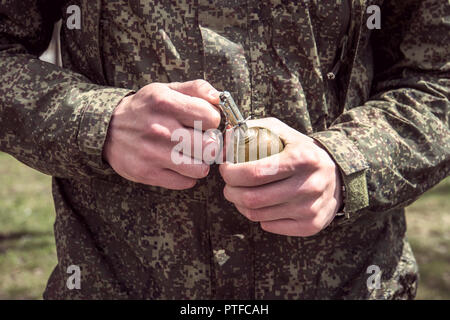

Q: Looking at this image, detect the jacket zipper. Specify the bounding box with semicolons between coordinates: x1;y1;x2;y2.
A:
327;34;349;80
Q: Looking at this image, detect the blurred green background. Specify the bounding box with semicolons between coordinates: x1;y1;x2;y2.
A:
0;151;449;299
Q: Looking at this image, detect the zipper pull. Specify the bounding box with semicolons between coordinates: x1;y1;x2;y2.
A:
327;35;349;80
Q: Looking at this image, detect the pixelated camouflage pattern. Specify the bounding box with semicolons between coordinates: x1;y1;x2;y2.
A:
0;0;449;299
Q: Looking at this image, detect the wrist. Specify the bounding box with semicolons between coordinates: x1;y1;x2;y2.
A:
102;94;134;166
312;139;345;217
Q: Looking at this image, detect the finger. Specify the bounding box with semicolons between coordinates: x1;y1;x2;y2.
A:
170;127;221;163
246;118;302;145
223;175;314;209
165;151;211;179
230;172;329;207
167;79;220;105
156;169;198;190
145;115;220;162
234;202;308;222
260;218;321;237
165;89;221;130
219;150;294;187
235;195;324;222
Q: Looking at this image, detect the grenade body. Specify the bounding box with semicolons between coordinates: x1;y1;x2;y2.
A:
231;126;284;163
218;91;284;163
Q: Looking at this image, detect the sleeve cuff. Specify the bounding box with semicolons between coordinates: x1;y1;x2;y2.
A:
76;87;134;174
310;130;370;216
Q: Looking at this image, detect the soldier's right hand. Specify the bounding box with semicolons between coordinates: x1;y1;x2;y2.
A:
102;80;221;190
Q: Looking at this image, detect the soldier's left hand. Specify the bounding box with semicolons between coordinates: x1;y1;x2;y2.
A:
219;117;343;237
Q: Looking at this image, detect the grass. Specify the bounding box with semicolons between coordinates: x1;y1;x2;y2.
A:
0;151;449;299
405;177;450;299
0;152;56;299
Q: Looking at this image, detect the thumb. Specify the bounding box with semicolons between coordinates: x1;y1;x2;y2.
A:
246;118;302;145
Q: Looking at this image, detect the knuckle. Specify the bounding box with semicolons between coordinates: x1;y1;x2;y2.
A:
192;79;208;91
242;191;259;209
300;199;320;218
169;81;181;90
285;149;302;171
139;84;153;97
147;123;172;140
306;148;322;168
149;93;164;110
308;176;326;194
309;202;321;217
243;208;259;222
144;83;162;99
310;184;323;196
302;206;317;219
301;221;322;237
310;217;325;234
150;93;171;112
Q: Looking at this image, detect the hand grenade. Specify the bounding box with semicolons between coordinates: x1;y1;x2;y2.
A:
218;91;284;163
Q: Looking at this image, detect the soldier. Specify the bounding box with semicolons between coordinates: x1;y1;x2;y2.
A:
0;0;448;299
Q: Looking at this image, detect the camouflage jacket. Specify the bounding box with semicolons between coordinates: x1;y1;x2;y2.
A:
0;0;449;299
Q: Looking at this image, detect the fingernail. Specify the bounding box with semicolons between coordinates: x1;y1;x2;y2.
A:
208;89;220;102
